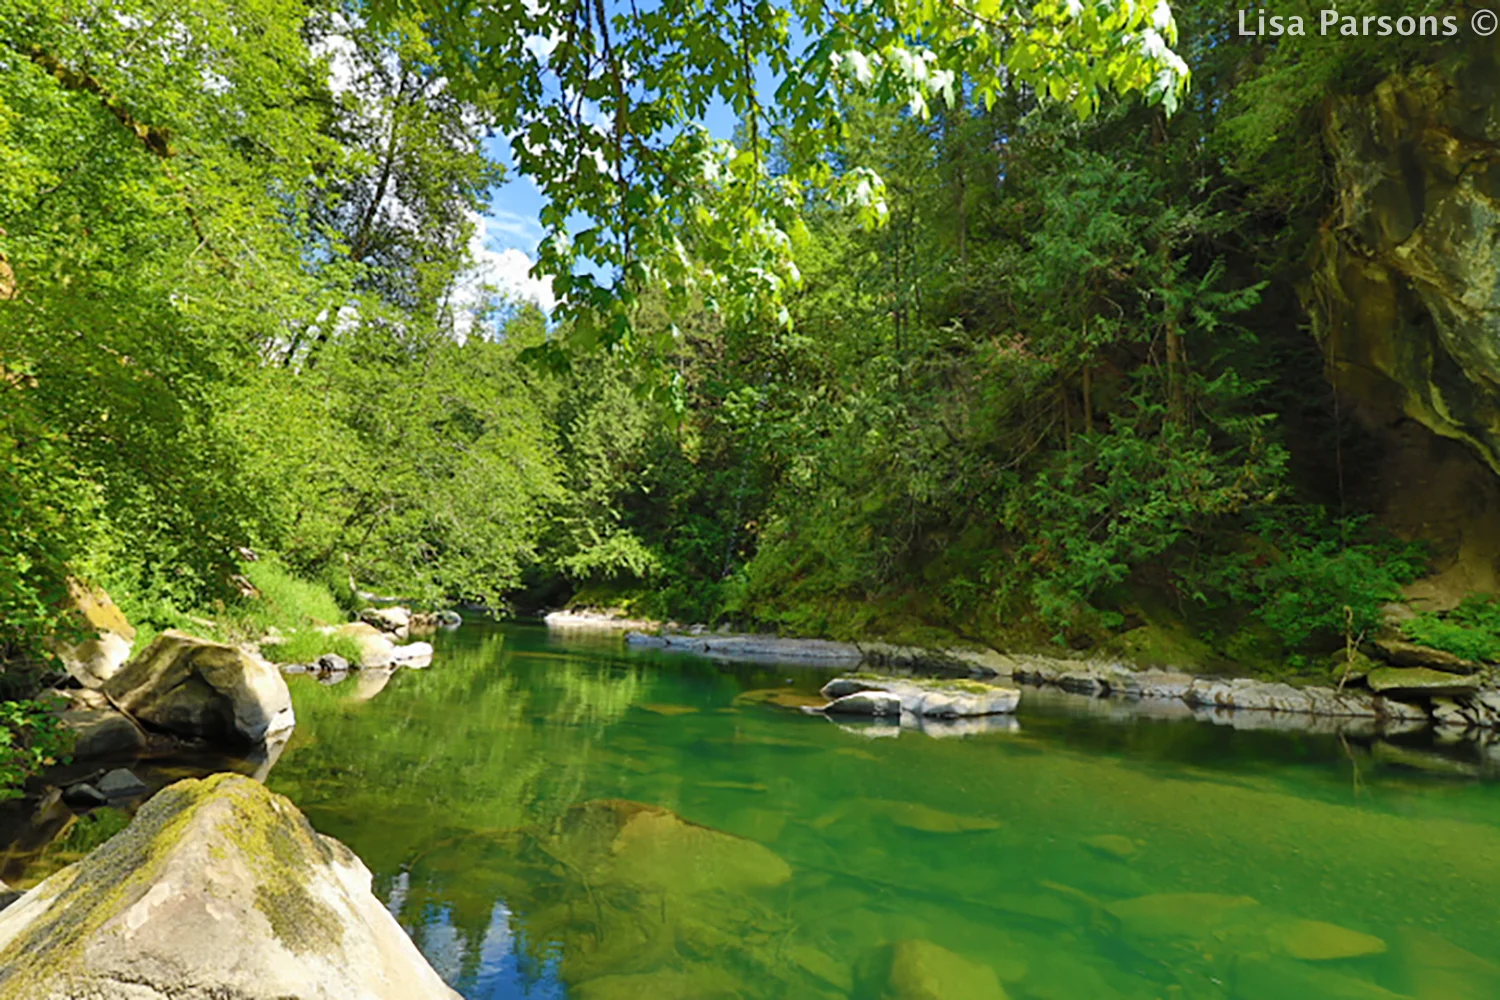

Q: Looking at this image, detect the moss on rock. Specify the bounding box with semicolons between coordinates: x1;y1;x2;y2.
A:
0;774;458;999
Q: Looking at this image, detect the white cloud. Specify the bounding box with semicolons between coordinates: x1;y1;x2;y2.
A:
450;211;555;339
485;206;546;247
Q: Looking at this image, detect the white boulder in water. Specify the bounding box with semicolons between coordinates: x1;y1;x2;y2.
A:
819;676;1021;717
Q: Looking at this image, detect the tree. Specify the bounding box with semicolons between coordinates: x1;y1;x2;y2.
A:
371;0;1191;346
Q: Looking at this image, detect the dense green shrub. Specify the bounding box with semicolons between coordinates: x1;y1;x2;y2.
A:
1183;510;1428;656
0;699;72;800
1403;596;1500;663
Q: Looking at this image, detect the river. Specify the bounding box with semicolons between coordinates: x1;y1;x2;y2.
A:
238;620;1499;998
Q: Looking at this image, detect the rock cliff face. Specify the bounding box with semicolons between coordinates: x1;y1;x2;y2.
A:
0;774;459;1000
1309;43;1500;600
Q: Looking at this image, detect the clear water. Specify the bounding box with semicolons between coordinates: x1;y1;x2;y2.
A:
263;621;1500;999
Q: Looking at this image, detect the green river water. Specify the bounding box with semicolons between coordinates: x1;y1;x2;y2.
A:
256;623;1496;997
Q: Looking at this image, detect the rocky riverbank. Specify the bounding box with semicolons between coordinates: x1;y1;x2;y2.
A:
620;627;1500;739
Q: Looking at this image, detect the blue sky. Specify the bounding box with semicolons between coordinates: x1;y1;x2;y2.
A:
480;100;743;248
471;41;785;310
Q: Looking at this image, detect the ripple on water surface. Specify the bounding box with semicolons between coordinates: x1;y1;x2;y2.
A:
259;622;1500;1000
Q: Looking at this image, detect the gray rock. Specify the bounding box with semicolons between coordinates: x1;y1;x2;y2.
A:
1473;691;1500;728
823;690;904;716
818;677;1021;717
1430;697;1467;727
1369;639;1483;675
316;653;351;673
626;630;864;665
96;768;148;798
360;605;412;637
1314;65;1500;474
387;641;434;667
858;643;1008;677
821;677;883;699
1128;671;1197;700
1183;679;1378;717
103;631;295;746
1367;667;1482;697
60;783;108;809
0;774;461;999
61;708;147;759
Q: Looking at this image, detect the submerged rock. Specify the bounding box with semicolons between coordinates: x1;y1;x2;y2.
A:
1393;926;1500;1000
1081;834;1139;862
732;687;830;710
884;939;1009;1000
550;799;792;896
1271;918;1387;961
103;631;294;746
0;774;459;1000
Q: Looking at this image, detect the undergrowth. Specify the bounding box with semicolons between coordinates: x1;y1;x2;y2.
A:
1403;596;1500;663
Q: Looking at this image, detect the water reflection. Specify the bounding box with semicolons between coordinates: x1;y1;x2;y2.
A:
261;623;1500;999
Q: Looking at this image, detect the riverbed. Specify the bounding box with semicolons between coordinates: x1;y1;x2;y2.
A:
233;621;1498;998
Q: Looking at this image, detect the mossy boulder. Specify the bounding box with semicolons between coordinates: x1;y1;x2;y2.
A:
0;773;459;1000
103;630;294;745
46;578;136;689
1365;667;1482;696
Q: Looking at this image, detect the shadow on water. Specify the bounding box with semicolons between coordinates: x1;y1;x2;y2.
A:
7;620;1500;999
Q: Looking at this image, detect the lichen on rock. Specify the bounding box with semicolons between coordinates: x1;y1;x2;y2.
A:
0;774;459;1000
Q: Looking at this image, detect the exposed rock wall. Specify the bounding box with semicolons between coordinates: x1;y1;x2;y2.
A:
1309;42;1500;600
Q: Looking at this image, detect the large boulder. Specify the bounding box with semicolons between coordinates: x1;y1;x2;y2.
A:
45;578;135;689
103;631;294;745
0;774;460;1000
